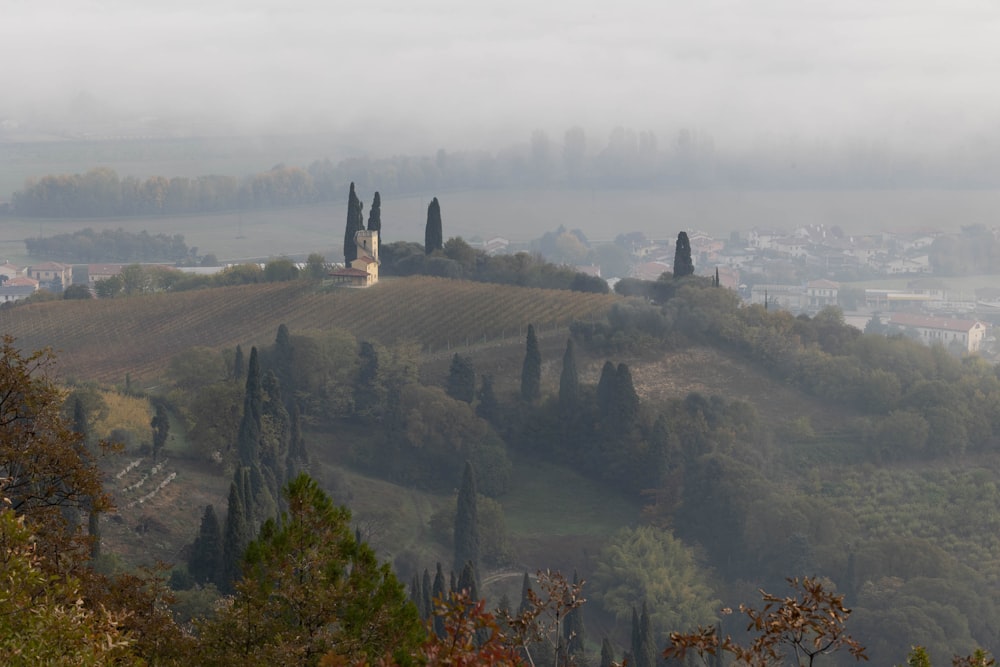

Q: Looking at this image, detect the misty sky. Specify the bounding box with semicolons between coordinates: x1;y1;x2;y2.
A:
4;1;1000;154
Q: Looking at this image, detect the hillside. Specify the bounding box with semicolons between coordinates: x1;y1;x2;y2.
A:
0;277;615;384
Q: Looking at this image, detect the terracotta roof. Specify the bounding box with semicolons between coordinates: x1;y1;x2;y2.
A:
329;267;370;277
889;313;984;332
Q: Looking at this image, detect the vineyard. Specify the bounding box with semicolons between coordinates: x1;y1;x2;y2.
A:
0;277;616;384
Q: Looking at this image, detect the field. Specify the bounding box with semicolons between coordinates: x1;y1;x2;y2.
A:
0;277;615;384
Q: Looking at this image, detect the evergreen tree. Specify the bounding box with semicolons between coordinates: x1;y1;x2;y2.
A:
674;231;694;278
273;323;294;403
476;374;499;423
424;197;443;254
422;568;433;620
232;344;245;381
600;637;615;667
518;571;532;616
631;606;641;666
715;266;720;287
457;560;479;601
558;338;579;415
520;324;541;403
432;563;447;637
260;370;290;491
637;601;656;667
410;573;422;615
189;504;224;586
150;402;169;462
453;461;480;576
237;347;263;467
563;570;586;659
344;182;364;264
222;480;251;590
446;353;476;404
368;191;382;245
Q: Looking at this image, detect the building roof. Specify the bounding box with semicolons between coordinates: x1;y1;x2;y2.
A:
889;313;984;333
6;276;38;287
29;261;71;271
329;267;370;277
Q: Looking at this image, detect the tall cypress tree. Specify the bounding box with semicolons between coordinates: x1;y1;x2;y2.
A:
600;638;615;667
368;191;382;245
596;360;616;418
72;396;88;444
518;572;532;616
637;601;656;667
457;561;478;601
558;338;579;414
189;504;224;586
237;347;263;467
673;231;694;278
273;323;294;403
344;182;364;264
424;197;443;254
432;563;447;637
520;324;541;403
563;570;586;659
222;480;251;590
446;353;476;404
453;461;480;576
421;568;433;620
630;606;641;666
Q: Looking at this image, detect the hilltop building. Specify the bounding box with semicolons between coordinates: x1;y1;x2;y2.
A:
887;313;987;353
330;229;379;287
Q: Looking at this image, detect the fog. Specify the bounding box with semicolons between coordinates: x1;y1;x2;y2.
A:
4;0;1000;159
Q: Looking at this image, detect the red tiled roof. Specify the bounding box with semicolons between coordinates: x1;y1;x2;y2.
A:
889;313;984;333
330;267;369;277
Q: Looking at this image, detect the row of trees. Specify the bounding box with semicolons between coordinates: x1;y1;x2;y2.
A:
25;227;193;263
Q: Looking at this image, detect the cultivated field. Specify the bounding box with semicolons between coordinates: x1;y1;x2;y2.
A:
0;277;616;384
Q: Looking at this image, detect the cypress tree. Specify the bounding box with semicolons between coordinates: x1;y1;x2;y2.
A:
222;480;251;589
630;606;641;666
715;266;720;287
600;637;615;667
520;324;541;403
232;344;245;381
563;570;585;659
637;601;656;667
476;374;499;423
674;230;694;278
410;574;422;615
237;347;263;467
261;370;290;490
596;360;616;418
449;570;457;593
453;461;480;575
424;197;443;254
457;561;478;601
558;338;579;415
446;353;476;404
422;568;433;620
273;323;294;403
344;182;364;264
368;191;382;245
432;562;447;637
189;504;224;586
